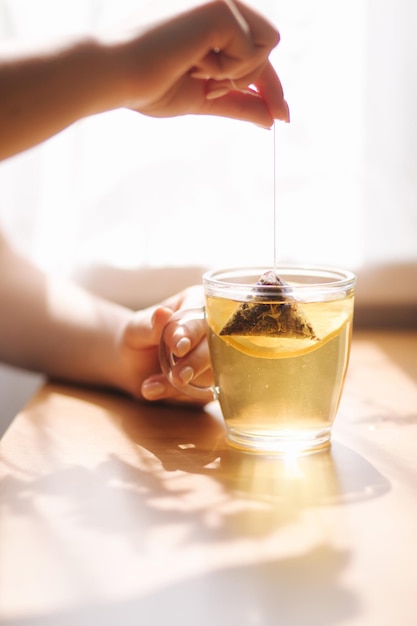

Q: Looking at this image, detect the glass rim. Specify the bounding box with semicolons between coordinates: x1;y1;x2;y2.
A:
202;265;356;300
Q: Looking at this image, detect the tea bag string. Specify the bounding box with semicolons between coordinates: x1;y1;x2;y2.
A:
273;121;278;270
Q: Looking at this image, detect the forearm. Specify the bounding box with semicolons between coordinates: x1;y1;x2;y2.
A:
0;36;125;160
0;237;129;388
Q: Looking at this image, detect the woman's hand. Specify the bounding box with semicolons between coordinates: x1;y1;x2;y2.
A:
119;286;214;406
111;0;289;127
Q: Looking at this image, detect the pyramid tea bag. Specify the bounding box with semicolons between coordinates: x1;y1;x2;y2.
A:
220;271;318;340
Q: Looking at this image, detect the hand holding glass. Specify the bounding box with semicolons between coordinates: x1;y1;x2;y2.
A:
160;266;356;455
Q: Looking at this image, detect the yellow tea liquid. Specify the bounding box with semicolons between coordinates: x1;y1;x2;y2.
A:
206;294;354;453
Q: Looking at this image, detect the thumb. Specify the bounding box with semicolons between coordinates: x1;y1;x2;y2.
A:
123;306;173;350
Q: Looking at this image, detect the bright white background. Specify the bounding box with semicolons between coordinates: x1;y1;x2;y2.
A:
0;0;416;431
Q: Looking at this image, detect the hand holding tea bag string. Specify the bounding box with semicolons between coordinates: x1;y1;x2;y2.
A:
0;0;289;161
123;0;290;123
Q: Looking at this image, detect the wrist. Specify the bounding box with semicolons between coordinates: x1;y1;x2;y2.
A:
66;36;129;116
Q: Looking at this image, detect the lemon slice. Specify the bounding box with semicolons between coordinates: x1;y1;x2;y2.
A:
220;308;353;359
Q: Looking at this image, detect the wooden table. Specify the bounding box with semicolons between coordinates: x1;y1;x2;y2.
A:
1;330;417;626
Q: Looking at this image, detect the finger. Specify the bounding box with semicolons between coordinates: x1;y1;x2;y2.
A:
203;71;289;126
191;1;280;81
141;372;213;405
163;315;207;358
251;60;290;122
170;336;212;387
190;44;269;84
202;87;273;127
204;60;289;122
234;0;281;51
123;306;173;350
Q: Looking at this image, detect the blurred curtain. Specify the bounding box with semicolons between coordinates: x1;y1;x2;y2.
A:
0;0;416;318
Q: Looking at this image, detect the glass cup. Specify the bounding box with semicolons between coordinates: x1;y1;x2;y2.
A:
160;265;356;455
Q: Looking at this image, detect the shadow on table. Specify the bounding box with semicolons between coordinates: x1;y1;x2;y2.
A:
0;384;391;626
116;391;390;509
2;545;355;626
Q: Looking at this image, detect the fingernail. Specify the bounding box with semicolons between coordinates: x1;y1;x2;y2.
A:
176;337;191;357
179;366;194;385
281;100;290;123
254;123;272;130
142;381;165;399
190;71;210;80
205;87;230;100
